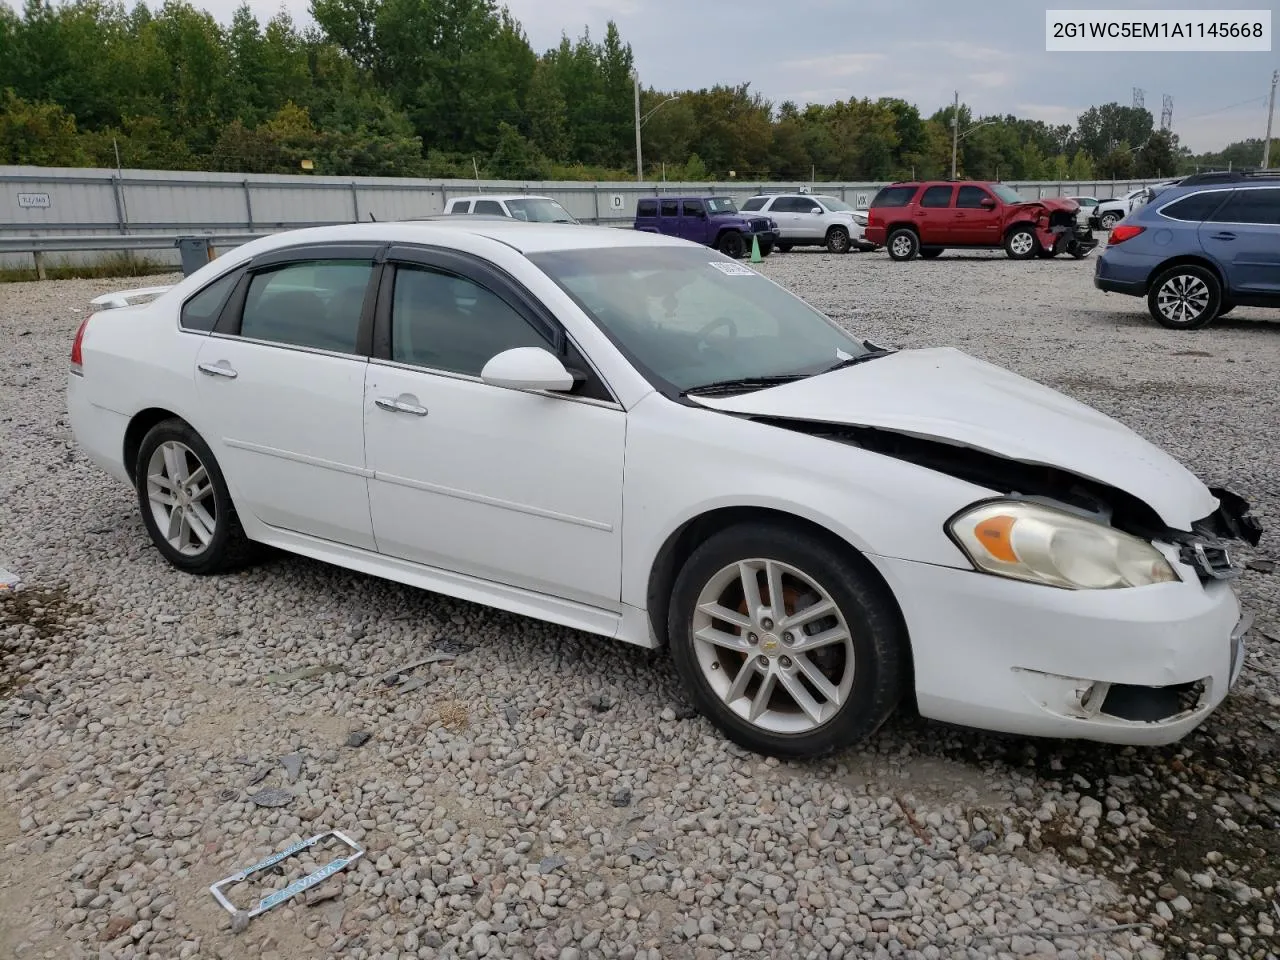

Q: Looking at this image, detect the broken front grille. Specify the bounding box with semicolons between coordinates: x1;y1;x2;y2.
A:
1178;539;1240;581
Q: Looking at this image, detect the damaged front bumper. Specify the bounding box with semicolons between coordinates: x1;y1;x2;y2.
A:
1037;221;1099;258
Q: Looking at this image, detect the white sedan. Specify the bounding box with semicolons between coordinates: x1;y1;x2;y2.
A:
67;221;1261;758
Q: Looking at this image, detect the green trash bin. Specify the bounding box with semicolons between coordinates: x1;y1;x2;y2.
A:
176;237;214;276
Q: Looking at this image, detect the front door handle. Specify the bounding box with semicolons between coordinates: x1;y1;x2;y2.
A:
1209;232;1236;241
197;361;238;379
375;396;428;417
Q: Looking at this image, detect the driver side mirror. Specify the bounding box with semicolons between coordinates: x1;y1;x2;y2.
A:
480;347;574;392
811;207;823;214
979;198;997;209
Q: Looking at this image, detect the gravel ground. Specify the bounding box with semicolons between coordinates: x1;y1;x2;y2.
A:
1;246;1277;960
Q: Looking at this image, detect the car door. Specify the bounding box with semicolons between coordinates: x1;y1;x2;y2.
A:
680;199;709;245
657;199;680;239
765;197;799;238
193;243;380;549
1199;187;1280;295
362;246;626;609
912;184;955;244
953;185;1002;245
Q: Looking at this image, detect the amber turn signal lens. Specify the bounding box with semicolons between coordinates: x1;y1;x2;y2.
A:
973;514;1019;563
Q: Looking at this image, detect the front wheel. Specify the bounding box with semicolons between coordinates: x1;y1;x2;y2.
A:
1147;266;1222;330
668;523;906;759
1100;212;1121;230
718;231;746;259
1004;226;1038;260
758;240;774;257
776;242;792;253
886;229;919;261
135;418;254;574
826;226;851;254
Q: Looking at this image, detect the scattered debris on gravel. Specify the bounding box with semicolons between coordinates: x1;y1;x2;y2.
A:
1;256;1277;959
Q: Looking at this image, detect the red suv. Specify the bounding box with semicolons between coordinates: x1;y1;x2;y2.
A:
864;181;1098;261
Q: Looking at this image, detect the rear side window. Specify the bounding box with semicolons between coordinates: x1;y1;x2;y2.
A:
742;197;767;211
180;268;242;333
636;199;658;217
920;185;953;208
871;186;916;207
660;200;679;217
239;260;373;354
1207;188;1280;225
448;201;471;215
1159;191;1229;222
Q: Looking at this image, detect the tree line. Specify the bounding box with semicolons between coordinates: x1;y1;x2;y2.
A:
0;0;1264;182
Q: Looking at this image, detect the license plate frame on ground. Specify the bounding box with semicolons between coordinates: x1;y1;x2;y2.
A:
209;830;364;920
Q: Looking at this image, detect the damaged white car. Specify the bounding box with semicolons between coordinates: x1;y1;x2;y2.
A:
67;221;1262;758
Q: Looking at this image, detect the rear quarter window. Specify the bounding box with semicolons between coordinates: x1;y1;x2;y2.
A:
636;199;658;217
871;186;917;207
180;267;243;332
1160;191;1230;222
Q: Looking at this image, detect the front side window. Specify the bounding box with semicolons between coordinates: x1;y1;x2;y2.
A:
956;186;992;208
773;197;805;213
530;246;870;394
239;259;373;353
473;200;504;215
682;199;705;216
390;266;551;376
181;267;242;332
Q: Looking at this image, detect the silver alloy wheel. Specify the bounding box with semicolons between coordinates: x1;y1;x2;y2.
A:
691;558;856;735
1009;230;1035;257
890;234;914;258
1101;213;1120;229
146;441;217;556
1156;273;1210;324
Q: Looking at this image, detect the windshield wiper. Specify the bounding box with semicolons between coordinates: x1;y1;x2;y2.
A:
683;374;808;397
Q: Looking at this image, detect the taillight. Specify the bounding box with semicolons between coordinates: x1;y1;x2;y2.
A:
1108;224;1145;244
867;210;882;227
70;315;91;376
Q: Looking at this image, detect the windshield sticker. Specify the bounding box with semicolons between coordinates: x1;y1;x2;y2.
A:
708;261;756;277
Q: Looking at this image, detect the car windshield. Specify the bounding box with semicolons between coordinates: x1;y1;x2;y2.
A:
505;198;575;223
817;196;855;212
705;198;739;214
990;183;1027;204
528;246;870;393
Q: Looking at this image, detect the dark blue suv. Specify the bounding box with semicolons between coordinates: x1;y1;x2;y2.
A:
1093;170;1280;329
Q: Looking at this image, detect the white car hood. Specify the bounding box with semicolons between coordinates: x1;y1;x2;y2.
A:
691;347;1218;530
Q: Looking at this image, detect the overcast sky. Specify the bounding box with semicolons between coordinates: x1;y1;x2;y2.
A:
49;0;1280;151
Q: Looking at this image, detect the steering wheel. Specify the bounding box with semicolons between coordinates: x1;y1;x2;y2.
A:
696;315;739;348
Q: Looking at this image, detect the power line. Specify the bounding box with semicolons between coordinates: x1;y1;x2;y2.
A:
1179;94;1268;123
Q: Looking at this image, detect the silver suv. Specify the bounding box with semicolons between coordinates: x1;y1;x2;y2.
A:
740;193;874;253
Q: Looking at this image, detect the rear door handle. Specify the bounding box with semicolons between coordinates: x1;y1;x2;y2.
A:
375;396;428;417
1209;232;1236;240
197;361;237;379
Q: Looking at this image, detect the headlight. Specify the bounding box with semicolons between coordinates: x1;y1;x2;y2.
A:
948;501;1179;589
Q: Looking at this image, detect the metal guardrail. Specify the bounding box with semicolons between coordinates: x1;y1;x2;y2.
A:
0;232;267;254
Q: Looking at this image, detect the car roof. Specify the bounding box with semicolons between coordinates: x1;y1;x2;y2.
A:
218;220;690;257
448;194;558;202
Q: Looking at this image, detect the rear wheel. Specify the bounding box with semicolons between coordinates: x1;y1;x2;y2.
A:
718;231;746;259
919;247;944;259
826;226;851;254
135;418;254;574
1004;225;1038;260
887;229;919;261
1147;265;1221;330
667;523;906;759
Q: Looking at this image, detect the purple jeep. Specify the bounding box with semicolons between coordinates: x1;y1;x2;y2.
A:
633;196;779;259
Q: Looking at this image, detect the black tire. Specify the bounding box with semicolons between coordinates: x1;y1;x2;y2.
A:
134;418;254;574
667;523;906;759
1004;225;1039;260
718;231;746;259
826;226;851;254
919;247;944;259
1067;244;1090;259
776;243;792;253
1217;302;1235;318
1146;265;1222;330
1036;246;1058;259
886;228;919;261
1100;212;1121;230
758;240;774;258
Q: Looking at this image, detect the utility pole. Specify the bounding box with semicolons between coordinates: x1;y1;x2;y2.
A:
1263;70;1278;169
950;90;960;179
633;71;643;182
